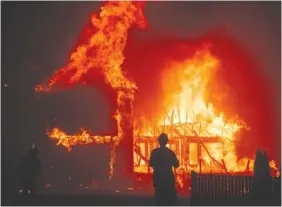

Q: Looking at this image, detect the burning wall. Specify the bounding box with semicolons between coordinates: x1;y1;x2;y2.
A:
35;1;279;179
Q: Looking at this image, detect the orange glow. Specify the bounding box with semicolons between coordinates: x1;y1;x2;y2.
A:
269;160;280;177
35;1;145;92
36;1;146;178
189;143;198;165
132;48;278;177
35;1;279;181
133;49;251;174
47;128;118;151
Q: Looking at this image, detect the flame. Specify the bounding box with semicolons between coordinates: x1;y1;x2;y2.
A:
35;1;279;181
269;160;280;177
176;175;184;188
35;1;146;92
36;1;146;178
133;48;278;177
135;49;248;173
47;128;118;151
149;49;245;139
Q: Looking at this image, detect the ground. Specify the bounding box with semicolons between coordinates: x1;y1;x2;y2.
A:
5;194;191;206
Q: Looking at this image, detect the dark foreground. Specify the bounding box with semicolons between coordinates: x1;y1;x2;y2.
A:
6;194;190;206
3;193;281;206
191;197;281;206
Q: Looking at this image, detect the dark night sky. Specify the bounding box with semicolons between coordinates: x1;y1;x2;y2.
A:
1;1;281;187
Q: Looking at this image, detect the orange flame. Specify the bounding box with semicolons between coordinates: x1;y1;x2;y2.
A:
269;160;280;177
133;48;278;177
161;49;246;172
36;1;146;92
36;1;279;180
47;128;118;151
36;1;146;178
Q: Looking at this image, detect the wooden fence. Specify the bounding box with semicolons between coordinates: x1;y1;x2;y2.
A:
190;172;281;205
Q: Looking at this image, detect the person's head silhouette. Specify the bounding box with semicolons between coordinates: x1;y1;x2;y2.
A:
158;133;168;148
29;148;39;157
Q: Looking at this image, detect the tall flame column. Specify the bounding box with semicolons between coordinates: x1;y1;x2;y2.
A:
114;89;134;178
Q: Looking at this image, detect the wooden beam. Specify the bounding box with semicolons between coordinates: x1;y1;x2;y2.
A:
135;136;224;144
171;110;174;138
197;143;202;173
200;141;226;172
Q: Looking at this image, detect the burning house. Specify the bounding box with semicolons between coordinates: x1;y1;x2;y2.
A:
35;1;278;187
131;49;248;177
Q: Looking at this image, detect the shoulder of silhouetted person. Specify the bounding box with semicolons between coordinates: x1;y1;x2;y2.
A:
152;147;162;155
164;146;175;155
29;148;39;156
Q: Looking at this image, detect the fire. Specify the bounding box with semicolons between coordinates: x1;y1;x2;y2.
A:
35;1;145;92
161;49;244;139
136;49;245;138
35;1;279;180
36;1;146;178
133;49;249;173
47;128;118;151
269;160;280;177
133;48;278;176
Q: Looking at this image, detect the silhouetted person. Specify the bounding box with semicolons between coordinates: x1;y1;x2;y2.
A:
149;133;179;206
253;150;272;205
17;155;29;193
17;145;41;196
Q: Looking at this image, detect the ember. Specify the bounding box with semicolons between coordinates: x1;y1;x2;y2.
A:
35;0;279;183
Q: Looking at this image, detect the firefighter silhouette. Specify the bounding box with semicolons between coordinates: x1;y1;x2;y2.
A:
17;142;41;196
149;133;179;205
